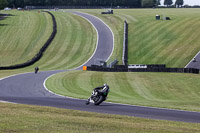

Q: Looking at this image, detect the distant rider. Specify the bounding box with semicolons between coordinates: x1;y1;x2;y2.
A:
193;57;197;62
86;83;110;105
35;66;39;74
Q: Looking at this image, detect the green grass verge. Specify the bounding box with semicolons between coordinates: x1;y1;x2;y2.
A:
46;70;200;112
0;102;200;133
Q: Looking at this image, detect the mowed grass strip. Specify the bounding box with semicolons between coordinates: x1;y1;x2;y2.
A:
0;10;52;66
125;9;200;67
0;102;200;133
46;71;200;112
33;12;97;70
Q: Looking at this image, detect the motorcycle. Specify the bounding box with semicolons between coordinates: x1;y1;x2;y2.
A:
86;88;109;105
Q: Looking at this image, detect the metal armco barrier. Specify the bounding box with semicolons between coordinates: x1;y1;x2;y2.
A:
86;65;199;74
122;20;128;66
128;68;199;74
0;11;57;70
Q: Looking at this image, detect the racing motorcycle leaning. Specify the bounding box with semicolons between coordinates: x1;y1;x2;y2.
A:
86;84;110;105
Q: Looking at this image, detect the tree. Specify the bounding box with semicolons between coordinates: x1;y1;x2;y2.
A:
3;0;142;8
175;0;184;7
164;0;173;7
141;0;156;8
156;0;161;6
0;0;8;9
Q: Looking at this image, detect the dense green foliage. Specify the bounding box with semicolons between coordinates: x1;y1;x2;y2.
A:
175;0;184;7
6;0;141;8
0;0;8;9
141;0;157;8
4;0;165;8
164;0;173;7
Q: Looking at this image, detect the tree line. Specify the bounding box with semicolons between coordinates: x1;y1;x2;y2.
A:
142;0;184;8
0;0;184;9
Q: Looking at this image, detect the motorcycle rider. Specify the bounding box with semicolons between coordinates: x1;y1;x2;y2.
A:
35;66;39;74
86;83;110;105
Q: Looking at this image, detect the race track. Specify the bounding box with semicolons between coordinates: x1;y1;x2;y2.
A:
0;12;200;123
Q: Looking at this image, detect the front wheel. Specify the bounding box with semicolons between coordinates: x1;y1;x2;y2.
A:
94;95;104;105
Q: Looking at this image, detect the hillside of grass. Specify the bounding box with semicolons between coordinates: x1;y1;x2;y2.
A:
0;10;52;66
32;11;97;70
0;11;96;72
46;70;200;112
0;102;199;133
2;9;200;71
73;9;200;67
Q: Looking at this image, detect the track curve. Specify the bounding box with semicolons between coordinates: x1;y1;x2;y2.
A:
0;12;200;123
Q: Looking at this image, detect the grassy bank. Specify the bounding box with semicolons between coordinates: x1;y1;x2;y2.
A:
0;10;52;66
72;9;200;67
0;10;96;74
46;71;200;112
33;11;96;70
0;102;199;133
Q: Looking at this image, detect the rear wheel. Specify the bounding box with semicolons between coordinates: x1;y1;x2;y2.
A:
94;95;104;105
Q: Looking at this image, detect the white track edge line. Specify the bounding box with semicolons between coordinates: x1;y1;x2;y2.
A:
43;73;82;100
69;12;99;69
0;100;17;104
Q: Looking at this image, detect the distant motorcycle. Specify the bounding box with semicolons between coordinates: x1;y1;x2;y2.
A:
35;66;39;74
86;84;110;105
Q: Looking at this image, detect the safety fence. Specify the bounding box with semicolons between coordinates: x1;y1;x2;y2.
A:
86;65;199;74
0;11;57;70
122;20;128;66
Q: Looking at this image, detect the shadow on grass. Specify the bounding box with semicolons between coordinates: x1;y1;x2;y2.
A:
0;14;16;21
0;14;15;26
0;14;16;17
0;24;8;26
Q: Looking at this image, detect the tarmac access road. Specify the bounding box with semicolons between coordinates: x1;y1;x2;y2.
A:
0;12;200;123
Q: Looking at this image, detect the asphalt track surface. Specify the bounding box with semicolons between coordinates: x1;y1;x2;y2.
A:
0;12;200;123
185;51;200;69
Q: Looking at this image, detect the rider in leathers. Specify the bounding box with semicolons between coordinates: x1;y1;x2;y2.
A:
86;83;109;105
